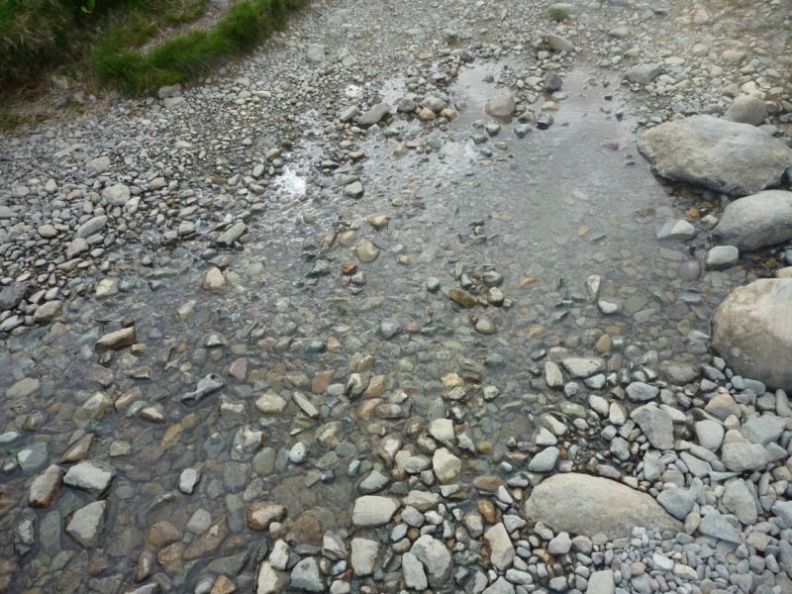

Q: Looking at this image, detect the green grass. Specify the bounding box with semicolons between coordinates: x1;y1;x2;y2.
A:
93;0;304;95
0;0;306;99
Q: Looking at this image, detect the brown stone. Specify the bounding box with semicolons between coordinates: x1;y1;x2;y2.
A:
135;550;155;582
202;267;228;293
95;326;137;352
478;499;498;524
341;262;358;276
210;575;236;594
290;512;323;545
448;288;478;307
146;521;182;549
311;370;334;394
247;502;287;531
473;475;504;493
183;515;227;560
28;464;64;508
364;375;386;398
157;542;185;573
60;433;95;463
228;358;248;381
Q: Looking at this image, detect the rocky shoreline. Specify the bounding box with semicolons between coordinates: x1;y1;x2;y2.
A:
1;0;792;593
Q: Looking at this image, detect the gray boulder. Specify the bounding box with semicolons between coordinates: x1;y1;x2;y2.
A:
724;95;766;126
712;279;792;390
637;115;792;196
713;190;792;251
522;473;681;538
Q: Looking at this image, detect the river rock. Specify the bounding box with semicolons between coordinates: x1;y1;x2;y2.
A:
28;464;65;508
713;190;792;250
410;535;452;588
625;63;662;85
712;279;792;390
66;501;107;548
96;326;137;352
350;538;379;576
402;552;428;590
432;448;461;484
630;403;674;450
485;93;516;119
724;95;767;126
484;523;514;570
357;103;390;126
63;460;115;495
290;557;323;592
522;473;681;537
637;115;792;196
102;183;131;206
352;496;399;527
256;562;287;594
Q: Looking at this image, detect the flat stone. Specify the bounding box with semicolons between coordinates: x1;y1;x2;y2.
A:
721;440;769;472
202;267;228;293
77;215;108;238
637;115;792;196
247;502;287;531
28;464;65;508
0;282;27;311
630;404;674;450
586;569;615;594
216;221;247;246
102;183;131;206
256;561;288;594
350;538;379;576
484;523;515;570
357;103;390;126
86;156;112;175
96;326;136;352
352;496;399;527
63;460;115;495
625;63;662;84
723;479;758;525
698;510;741;543
410;535;452;588
33;300;62;323
522;473;681;538
290;557;323;592
527;446;560;473
7;377;40;398
714;191;792;251
694;420;725;450
183;515;228;560
626;382;659;402
562;357;604;378
656;487;695;520
66;501;107;548
432;448;461;484
402;552;428;590
657;219;695;241
706;245;739;269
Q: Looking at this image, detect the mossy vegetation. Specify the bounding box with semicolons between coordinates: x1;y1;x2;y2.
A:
0;0;306;98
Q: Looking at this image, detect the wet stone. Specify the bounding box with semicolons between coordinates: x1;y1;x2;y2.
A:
352;496;399;527
17;442;49;474
66;501;107;548
64;460;115;495
28;464;65;508
179;467;201;494
290;557;324;592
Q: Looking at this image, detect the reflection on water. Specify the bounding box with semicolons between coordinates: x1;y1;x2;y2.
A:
0;64;751;592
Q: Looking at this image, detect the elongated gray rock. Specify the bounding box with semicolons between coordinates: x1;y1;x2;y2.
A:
637;115;792;196
522;473;681;538
713;190;792;251
712;279;792;390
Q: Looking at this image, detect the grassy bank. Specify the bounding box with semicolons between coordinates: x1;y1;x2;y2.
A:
0;0;306;99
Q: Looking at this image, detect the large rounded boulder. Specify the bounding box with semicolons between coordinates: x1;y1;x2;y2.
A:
637;115;792;196
712;279;792;390
713;190;792;251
